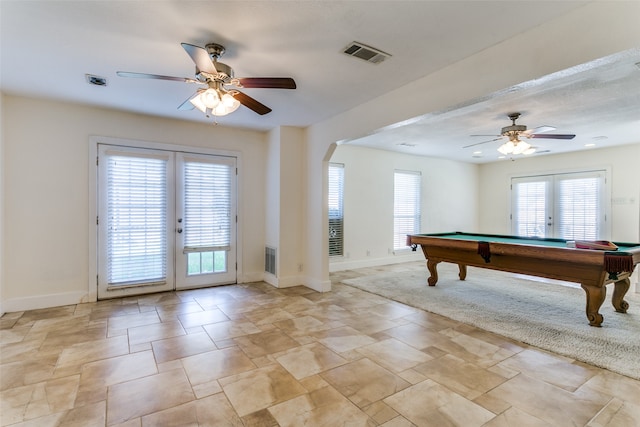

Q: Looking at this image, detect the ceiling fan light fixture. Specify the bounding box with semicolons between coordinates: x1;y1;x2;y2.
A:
189;87;241;117
189;93;208;113
212;94;240;116
497;140;515;155
512;140;531;155
201;88;220;109
497;138;536;156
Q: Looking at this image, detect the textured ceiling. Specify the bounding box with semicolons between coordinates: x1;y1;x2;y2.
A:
344;49;640;163
1;1;638;163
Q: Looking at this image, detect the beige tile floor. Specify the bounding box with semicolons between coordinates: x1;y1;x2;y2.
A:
1;263;639;426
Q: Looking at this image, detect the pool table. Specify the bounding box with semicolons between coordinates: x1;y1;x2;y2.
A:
406;232;640;326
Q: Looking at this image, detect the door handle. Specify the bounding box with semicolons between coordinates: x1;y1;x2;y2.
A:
177;228;183;233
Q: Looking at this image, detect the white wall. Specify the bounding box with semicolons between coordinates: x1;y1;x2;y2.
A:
265;127;281;272
304;2;640;289
264;126;306;287
278;127;306;284
329;145;478;271
2;95;267;311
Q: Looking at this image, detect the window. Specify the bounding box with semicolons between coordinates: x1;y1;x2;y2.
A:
511;170;606;240
105;153;169;286
183;160;233;275
394;170;421;250
328;163;344;256
556;174;602;240
512;178;548;237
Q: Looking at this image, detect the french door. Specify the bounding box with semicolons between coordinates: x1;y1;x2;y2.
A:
97;145;236;299
511;170;607;240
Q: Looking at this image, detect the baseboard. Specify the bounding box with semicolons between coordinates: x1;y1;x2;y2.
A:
262;273;304;289
263;272;277;287
329;252;423;272
303;276;331;293
237;271;265;284
3;291;90;313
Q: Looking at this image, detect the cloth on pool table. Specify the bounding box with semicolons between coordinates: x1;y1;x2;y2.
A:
477;241;491;263
604;252;635;279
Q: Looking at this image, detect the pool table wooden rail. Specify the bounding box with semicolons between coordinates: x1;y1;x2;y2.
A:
407;233;640;327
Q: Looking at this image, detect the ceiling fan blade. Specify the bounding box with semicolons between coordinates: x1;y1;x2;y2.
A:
181;43;217;74
528;125;556;134
463;137;504;149
237;77;297;89
177;90;204;111
117;71;199;83
529;133;576;140
232;91;272;115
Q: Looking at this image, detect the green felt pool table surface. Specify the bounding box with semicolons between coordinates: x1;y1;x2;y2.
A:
416;232;640;251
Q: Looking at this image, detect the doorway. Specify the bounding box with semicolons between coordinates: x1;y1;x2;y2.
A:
97;144;237;299
510;170;608;240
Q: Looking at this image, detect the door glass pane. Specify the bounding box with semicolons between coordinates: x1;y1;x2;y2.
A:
187;250;227;275
213;251;226;272
201;251;214;273
513;180;547;237
182;159;232;276
557;175;601;240
106;155;167;285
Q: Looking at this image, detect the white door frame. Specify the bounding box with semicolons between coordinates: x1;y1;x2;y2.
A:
88;136;243;302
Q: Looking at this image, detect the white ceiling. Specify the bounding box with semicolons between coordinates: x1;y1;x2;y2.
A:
2;1;639;164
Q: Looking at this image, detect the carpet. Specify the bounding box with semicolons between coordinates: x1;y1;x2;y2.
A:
342;263;640;380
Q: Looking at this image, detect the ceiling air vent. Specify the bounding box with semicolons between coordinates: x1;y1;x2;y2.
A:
86;74;107;86
343;42;391;64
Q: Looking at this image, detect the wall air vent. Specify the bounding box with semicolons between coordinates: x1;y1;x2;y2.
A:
265;246;277;276
343;42;391;64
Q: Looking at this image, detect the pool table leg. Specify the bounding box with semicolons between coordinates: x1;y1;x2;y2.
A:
580;284;606;327
425;260;466;286
426;259;439;286
458;264;467;281
611;278;630;313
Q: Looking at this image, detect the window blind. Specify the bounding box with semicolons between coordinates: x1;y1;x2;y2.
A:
328;163;345;256
512;179;547;237
556;174;601;240
107;155;167;285
394;170;421;250
183;161;232;252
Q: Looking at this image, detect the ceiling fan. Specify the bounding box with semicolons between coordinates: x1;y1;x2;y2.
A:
117;42;296;117
463;113;576;155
